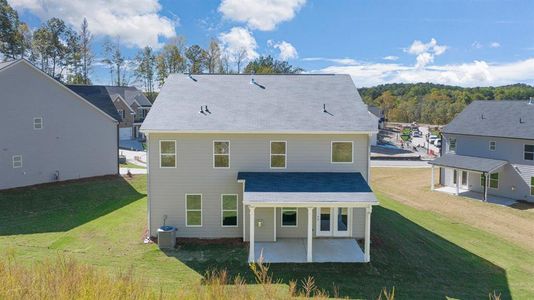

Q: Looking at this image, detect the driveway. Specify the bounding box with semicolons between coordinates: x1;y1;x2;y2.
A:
119;149;147;167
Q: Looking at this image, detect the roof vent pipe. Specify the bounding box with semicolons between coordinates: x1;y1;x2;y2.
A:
205;105;211;114
323;104;327;113
481;114;485;119
199;105;205;114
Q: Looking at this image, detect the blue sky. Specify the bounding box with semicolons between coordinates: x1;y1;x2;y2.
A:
9;0;534;87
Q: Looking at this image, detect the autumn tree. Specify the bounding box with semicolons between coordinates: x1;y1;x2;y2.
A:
185;44;206;74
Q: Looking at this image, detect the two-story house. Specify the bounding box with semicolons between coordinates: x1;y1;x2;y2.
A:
429;100;534;203
0;59;120;190
141;74;379;263
67;85;152;141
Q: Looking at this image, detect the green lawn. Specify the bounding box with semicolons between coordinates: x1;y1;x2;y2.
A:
0;175;531;299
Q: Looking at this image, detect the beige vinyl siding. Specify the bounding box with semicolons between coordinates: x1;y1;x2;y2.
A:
147;132;370;237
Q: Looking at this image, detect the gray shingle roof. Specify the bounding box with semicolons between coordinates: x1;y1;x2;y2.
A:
0;60;17;71
67;85;122;121
141;74;377;133
104;86;152;107
443;100;534;140
428;154;507;173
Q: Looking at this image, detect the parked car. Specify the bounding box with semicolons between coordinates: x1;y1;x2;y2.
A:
412;131;422;138
433;139;441;147
428;135;439;143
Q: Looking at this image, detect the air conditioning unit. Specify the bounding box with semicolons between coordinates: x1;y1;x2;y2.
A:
157;226;177;249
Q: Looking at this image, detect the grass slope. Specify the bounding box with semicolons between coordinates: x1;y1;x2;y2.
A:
0;172;532;299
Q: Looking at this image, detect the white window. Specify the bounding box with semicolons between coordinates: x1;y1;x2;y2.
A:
33;117;43;130
531;177;534;196
525;145;534;161
481;173;499;189
213;141;230;168
185;194;202;227
221;194;238;227
270;141;287;168
281;208;298;227
489;141;496;151
331;141;353;163
159;140;176;168
12;155;22;168
449;138;457;153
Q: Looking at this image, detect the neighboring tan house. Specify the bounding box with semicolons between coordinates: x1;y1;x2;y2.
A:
141;74;379;263
429;100;534;203
0;59;120;190
106;86;152;140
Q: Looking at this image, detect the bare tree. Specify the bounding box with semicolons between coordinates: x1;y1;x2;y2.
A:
204;38;221;73
102;38;125;86
233;47;247;74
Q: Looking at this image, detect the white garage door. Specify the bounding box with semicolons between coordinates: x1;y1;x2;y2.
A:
119;127;132;140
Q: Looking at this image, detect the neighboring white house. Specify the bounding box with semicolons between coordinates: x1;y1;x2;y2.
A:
367;105;384;146
429;100;534;203
0;59;120;190
141;74;379;263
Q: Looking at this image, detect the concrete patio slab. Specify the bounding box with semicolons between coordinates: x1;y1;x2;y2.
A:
254;238;365;263
436;186;517;206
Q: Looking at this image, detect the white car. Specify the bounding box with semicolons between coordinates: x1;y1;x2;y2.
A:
428;135;438;143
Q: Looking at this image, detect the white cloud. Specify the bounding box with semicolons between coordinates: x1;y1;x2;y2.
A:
472;41;483;49
490;42;501;48
267;40;297;60
8;0;176;48
383;56;399;61
219;26;258;60
218;0;306;31
311;58;534;88
301;57;359;65
406;38;448;68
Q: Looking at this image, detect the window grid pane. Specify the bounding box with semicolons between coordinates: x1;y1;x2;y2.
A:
214;142;229;154
332;142;352;163
222;195;237;210
160;141;175;154
214;155;229;168
271;142;286;154
271;155;286;168
222;195;237;226
282;208;297;226
186;195;202;226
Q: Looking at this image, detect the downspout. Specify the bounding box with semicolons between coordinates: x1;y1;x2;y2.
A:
146;133;151;236
116;124;119;175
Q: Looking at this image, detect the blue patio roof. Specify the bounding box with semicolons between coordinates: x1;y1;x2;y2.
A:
237;172;373;193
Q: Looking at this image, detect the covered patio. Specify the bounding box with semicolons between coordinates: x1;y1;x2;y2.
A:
237;172;378;264
254;238;365;263
428;154;508;202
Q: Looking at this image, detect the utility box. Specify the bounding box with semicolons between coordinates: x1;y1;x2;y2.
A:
157;226;177;249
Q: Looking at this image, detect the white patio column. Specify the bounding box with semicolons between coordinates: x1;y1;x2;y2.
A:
364;205;372;263
455;169;460;196
248;206;255;263
484;172;489;202
431;165;435;191
307;207;313;262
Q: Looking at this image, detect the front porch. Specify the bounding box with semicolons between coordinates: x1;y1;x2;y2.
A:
254;238;365;263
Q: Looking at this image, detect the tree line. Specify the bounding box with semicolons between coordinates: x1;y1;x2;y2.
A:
359;83;534;125
0;0;302;100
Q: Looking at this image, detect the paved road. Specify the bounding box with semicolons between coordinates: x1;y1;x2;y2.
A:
119;149;147;167
120;168;147;175
371;160;431;168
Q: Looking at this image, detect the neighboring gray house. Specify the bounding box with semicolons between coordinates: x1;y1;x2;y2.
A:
429;100;534;203
67;85;152;140
141;74;379;263
367;105;384;146
0;59;120;190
